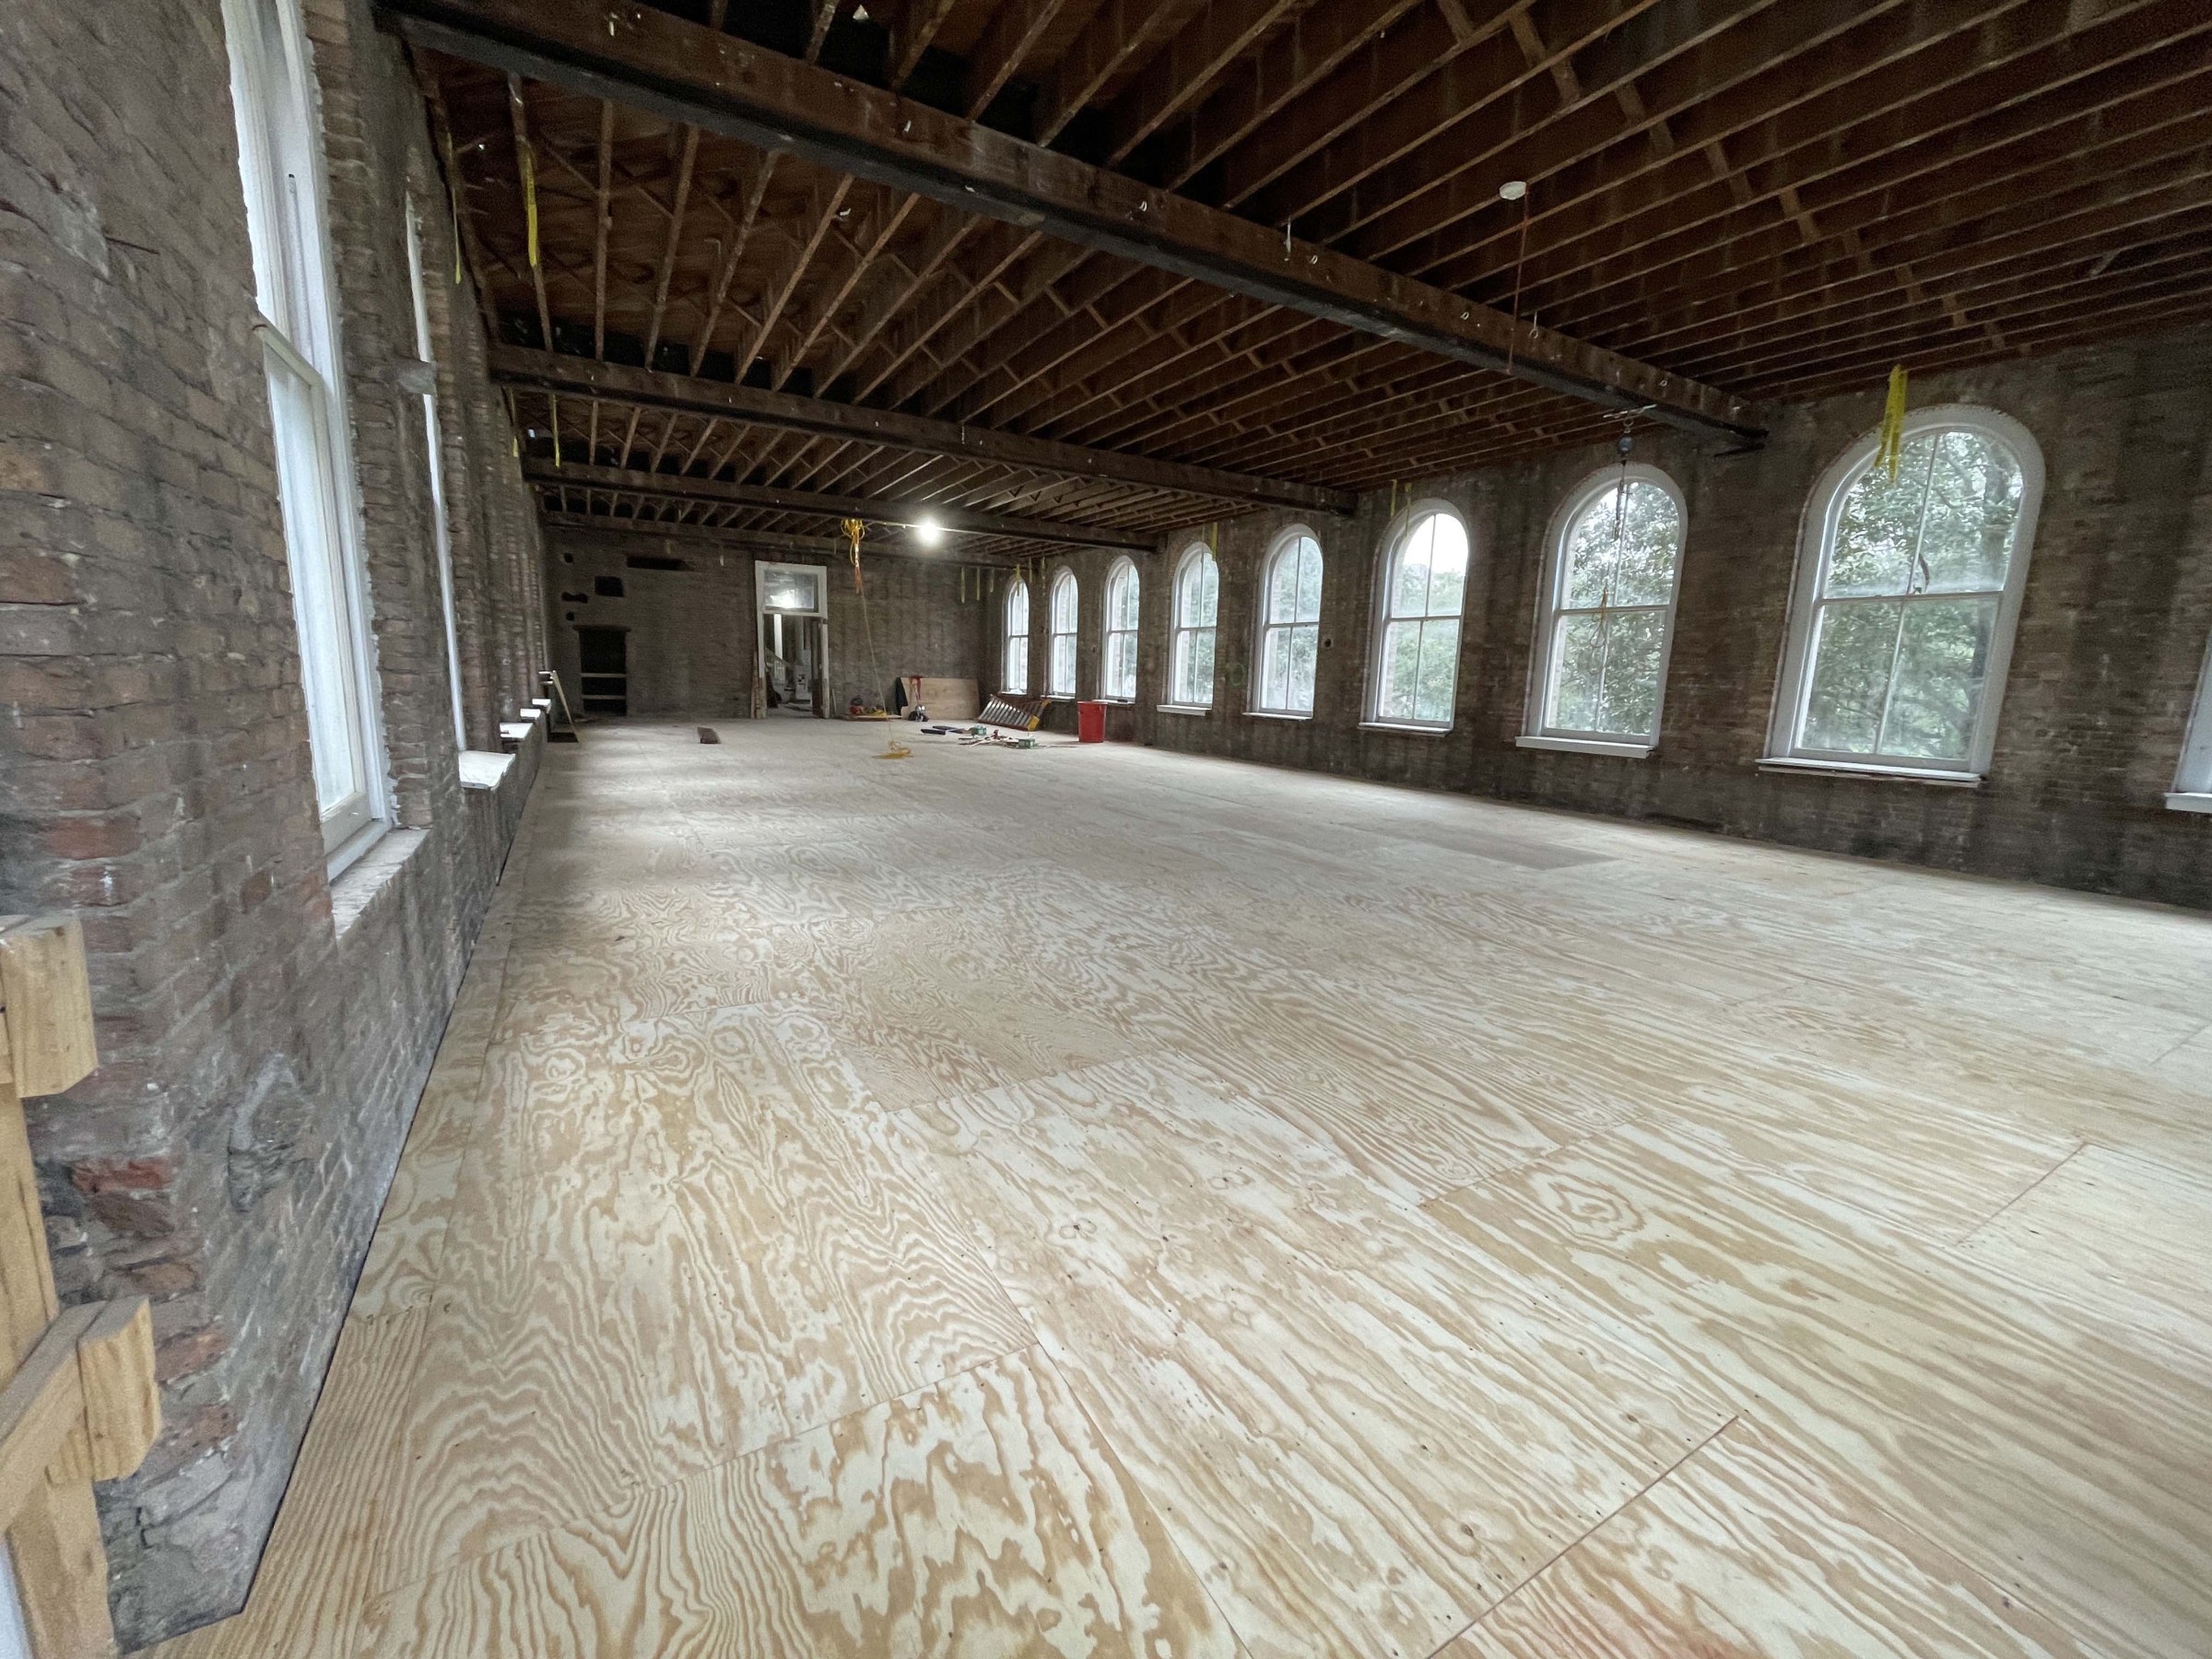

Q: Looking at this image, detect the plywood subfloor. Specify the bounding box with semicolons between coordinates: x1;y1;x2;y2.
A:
155;721;2212;1659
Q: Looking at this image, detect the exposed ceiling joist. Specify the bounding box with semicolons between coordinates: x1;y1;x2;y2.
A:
377;0;1766;446
538;509;1023;564
490;346;1355;513
524;460;1156;550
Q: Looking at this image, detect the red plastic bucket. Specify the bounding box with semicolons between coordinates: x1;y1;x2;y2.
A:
1077;700;1106;743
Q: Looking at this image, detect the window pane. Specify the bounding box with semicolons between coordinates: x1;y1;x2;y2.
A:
1050;635;1076;696
1393;518;1433;617
1106;630;1135;699
763;566;820;612
1879;597;1996;761
1548;613;1606;733
1597;607;1666;739
1006;581;1029;633
1195;556;1218;626
1378;618;1420;720
1294;539;1323;621
1268;546;1300;624
1828;441;1934;598
1802;599;1900;753
1052;574;1077;631
1917;430;2023;594
265;354;368;821
1109;567;1139;629
1413;618;1460;724
1005;630;1027;692
1286;623;1317;712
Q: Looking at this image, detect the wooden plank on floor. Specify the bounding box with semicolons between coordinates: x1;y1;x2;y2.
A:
904;1053;1735;1659
359;1347;1235;1659
1450;1418;2090;1659
1424;1120;2212;1659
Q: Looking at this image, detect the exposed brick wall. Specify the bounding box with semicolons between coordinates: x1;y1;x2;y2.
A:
989;327;2212;909
546;525;983;719
1;0;547;1643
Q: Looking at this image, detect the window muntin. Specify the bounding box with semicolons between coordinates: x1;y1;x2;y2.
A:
1047;570;1078;696
1004;579;1030;693
1254;529;1323;715
1373;507;1468;727
225;0;386;860
1531;469;1685;747
1102;559;1139;700
1772;409;2041;775
405;203;467;753
1169;546;1218;707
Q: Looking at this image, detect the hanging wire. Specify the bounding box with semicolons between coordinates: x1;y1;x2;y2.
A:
1503;182;1534;376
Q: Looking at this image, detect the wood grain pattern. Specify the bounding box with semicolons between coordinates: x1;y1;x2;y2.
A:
1427;1121;2212;1659
362;1347;1235;1659
157;724;2212;1659
1452;1419;2091;1659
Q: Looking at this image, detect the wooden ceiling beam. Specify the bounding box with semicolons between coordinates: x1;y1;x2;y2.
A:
488;346;1357;512
524;461;1158;549
1383;0;2103;277
961;0;1070;120
1220;0;1644;213
1033;0;1191;146
1099;0;1304;165
539;507;1029;562
381;0;1762;443
1263;0;1783;241
1147;0;1435;190
1419;3;2206;301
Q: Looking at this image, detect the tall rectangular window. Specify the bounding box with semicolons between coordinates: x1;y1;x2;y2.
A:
225;0;386;863
406;203;468;753
2172;640;2212;812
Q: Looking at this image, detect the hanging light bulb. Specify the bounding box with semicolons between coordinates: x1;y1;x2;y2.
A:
913;514;944;547
1498;179;1528;202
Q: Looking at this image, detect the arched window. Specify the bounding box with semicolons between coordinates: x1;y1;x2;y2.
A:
1254;528;1323;715
1169;545;1218;708
1102;558;1139;700
1372;506;1467;728
1003;578;1030;694
1524;467;1686;754
1770;406;2042;778
1047;569;1078;696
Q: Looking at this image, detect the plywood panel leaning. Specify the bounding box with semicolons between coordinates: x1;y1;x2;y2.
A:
0;911;160;1658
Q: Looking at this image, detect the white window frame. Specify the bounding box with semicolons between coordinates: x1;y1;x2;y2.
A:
225;0;389;871
1252;525;1323;718
2170;633;2212;813
1520;465;1687;759
405;201;468;755
1165;544;1218;711
1101;557;1139;701
1765;404;2043;782
1003;578;1030;694
1046;568;1078;696
1366;500;1470;733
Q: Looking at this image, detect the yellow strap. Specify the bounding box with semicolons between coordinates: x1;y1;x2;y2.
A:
519;139;540;270
1877;364;1909;482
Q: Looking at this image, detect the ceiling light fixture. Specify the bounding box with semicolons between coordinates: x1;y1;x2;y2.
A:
1499;179;1527;202
913;514;944;547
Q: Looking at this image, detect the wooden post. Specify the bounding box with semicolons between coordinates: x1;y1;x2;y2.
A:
0;917;160;1658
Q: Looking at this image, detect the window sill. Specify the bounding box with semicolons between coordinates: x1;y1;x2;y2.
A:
1157;702;1213;717
1359;720;1453;737
330;828;428;940
458;749;515;792
2165;792;2212;816
1517;734;1653;759
1758;756;1983;787
1246;708;1312;722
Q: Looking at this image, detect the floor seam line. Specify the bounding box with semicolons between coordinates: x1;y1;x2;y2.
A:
1421;1410;1746;1659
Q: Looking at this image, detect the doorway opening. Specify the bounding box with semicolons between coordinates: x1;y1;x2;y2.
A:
576;626;629;715
757;561;830;717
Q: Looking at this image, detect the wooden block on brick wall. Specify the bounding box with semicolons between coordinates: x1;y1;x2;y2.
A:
75;1298;158;1483
0;915;98;1099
